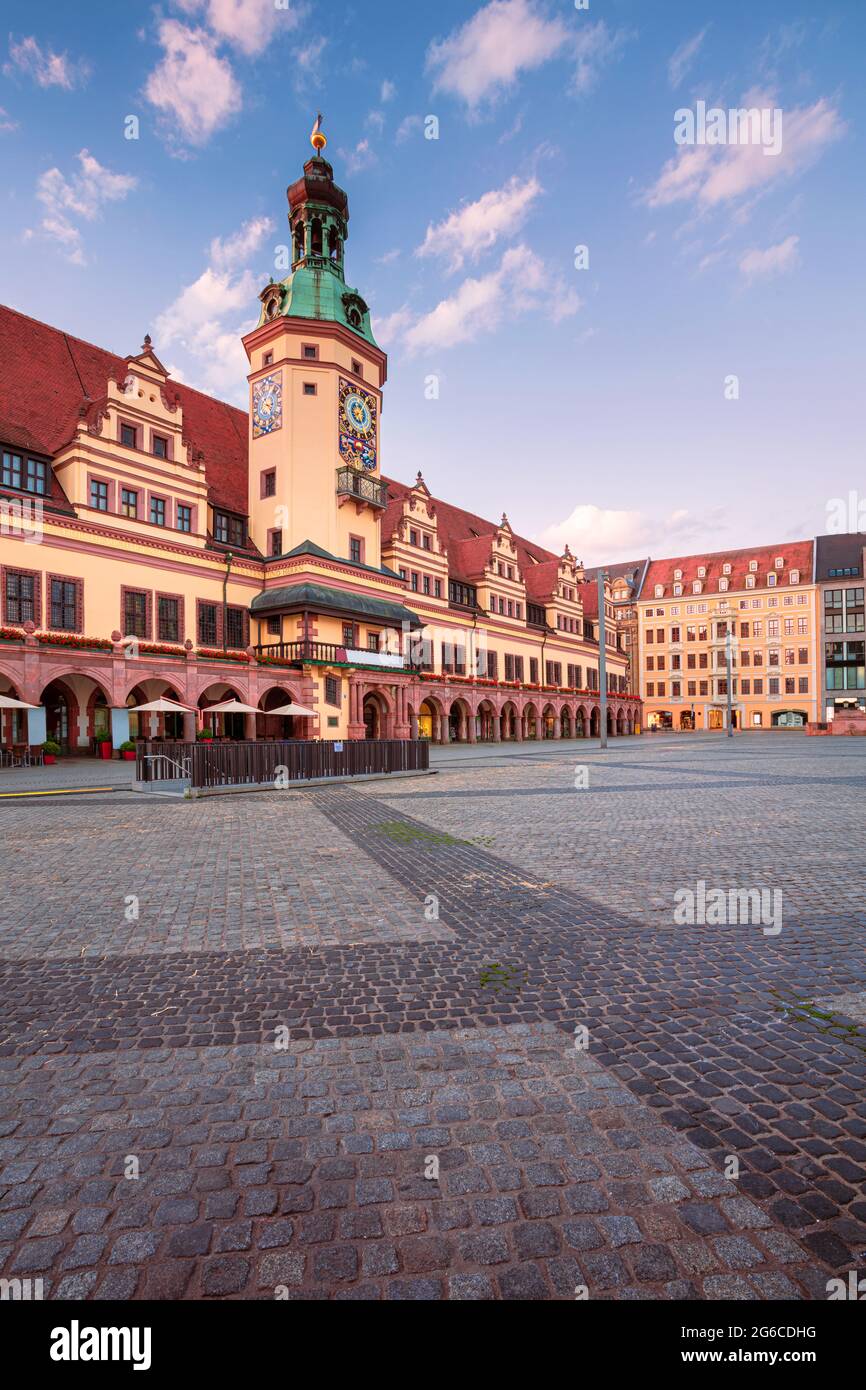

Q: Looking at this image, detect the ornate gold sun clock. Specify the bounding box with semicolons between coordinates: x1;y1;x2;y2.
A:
338;378;377;470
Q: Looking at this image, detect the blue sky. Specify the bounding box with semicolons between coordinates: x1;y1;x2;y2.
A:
1;0;863;564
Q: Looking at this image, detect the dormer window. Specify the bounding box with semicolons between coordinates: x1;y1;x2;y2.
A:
693;580;702;594
719;578;729;592
775;556;784;568
746;574;756;589
697;566;706;579
674;569;682;581
673;583;682;597
767;572;777;586
654;584;664;598
722;563;731;575
749;560;758;572
790;569;800;584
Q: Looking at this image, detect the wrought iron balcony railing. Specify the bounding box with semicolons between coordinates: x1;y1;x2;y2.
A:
336;466;388;509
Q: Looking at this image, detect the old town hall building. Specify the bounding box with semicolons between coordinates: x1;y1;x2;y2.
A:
0;128;637;755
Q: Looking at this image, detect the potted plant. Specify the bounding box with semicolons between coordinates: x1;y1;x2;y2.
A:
197;727;214;744
42;738;61;765
95;730;113;760
119;739;137;761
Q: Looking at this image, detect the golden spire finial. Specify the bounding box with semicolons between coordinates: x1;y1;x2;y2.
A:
310;112;327;154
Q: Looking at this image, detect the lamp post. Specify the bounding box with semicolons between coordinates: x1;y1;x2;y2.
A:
598;570;608;749
725;627;734;737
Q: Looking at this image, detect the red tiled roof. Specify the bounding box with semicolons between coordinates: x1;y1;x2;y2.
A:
0;304;249;516
641;542;814;596
381;475;559;579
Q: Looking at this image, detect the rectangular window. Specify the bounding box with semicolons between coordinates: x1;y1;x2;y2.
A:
121;488;138;519
367;632;380;652
529;658;539;683
302;344;318;360
2;451;22;489
303;383;317;396
434;579;442;599
124;590;148;639
262;470;276;498
120;423;137;449
270;530;282;557
487;651;498;680
152;435;169;459
423;574;431;595
22;457;48;495
198;602;218;646
150;496;166;527
225;607;247;650
157;596;180;643
349;537;362;565
50;578;78;632
325;675;340;706
266;616;281;637
4;571;36;624
342;623;356;647
213;511;246;548
411;571;419;591
351;358;362;377
90;480;109;511
177;504;192;533
423;533;431;550
798;676;809;694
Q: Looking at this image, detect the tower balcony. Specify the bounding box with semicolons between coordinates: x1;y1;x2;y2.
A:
336;466;388;510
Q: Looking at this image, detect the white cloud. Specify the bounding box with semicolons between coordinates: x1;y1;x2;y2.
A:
27;149;137;265
154;215;272;401
209;215;274;271
0;106;18;133
537;505;704;568
375;248;401;265
381;79;396;102
340;138;376;174
366;109;386;134
427;0;568;110
416;175;542;271
380;243;580;355
668;27;709;90
739;234;800;281
395;115;422;144
644;94;845;212
145;20;242;146
570;21;633;97
5;35;90;90
172;0;301;56
373;304;415;346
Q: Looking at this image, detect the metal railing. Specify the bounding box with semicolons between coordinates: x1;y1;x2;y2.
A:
137;739;429;789
336;467;388;508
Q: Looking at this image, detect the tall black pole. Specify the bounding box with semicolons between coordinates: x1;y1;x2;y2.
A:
598;571;608;749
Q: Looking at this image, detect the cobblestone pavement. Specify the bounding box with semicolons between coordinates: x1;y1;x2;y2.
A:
1;733;865;1300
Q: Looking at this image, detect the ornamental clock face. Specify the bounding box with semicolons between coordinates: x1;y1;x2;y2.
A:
252;372;282;439
338;377;377;471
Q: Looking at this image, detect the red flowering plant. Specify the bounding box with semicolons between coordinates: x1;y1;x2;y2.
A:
36;632;113;650
197;647;251;663
0;626;25;642
139;642;186;657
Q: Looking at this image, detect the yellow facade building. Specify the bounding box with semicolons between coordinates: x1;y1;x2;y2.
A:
638;543;820;731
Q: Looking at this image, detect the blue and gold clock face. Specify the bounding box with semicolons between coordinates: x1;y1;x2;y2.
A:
252;372;283;439
338;378;377;471
344;393;372;434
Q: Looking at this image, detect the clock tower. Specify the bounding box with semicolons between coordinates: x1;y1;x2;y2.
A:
243;120;388;568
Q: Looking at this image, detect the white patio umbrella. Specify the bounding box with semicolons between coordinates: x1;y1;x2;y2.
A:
265;701;317;717
205;699;261;715
0;694;40;710
128;697;194;713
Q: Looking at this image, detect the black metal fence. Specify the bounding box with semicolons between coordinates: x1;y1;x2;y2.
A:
136;739;429;789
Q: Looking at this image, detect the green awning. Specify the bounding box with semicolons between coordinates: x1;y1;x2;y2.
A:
250;582;423;629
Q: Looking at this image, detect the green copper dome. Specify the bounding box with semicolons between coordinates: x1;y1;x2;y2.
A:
256;147;378;347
